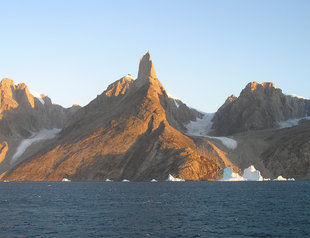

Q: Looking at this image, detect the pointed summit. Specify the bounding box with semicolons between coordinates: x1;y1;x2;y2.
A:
137;51;157;79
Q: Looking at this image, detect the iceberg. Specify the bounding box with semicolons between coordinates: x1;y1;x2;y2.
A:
105;178;112;182
220;166;295;181
151;179;158;182
122;179;130;182
273;176;295;181
220;167;244;181
243;165;263;181
167;174;185;182
62;178;71;182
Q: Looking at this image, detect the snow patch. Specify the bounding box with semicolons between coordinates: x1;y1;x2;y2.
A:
29;89;45;104
167;93;180;101
278;116;310;128
167;174;185;182
220;166;294;181
289;94;308;100
125;74;136;80
11;128;61;164
185;113;237;149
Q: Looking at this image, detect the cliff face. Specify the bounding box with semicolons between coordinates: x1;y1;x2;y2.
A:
3;52;235;181
212;82;310;136
0;78;80;175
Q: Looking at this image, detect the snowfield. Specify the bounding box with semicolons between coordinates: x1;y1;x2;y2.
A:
11;128;61;164
220;165;294;181
185;113;238;149
29;89;45;104
278;116;310;128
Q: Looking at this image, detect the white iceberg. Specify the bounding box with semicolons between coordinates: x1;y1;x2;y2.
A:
273;176;295;181
167;174;185;182
105;178;112;182
62;178;71;182
220;166;295;181
151;179;158;182
220;167;244;181
243;165;263;181
122;179;130;182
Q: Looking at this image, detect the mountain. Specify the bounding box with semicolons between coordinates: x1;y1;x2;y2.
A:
210;82;310;179
0;78;80;175
2;52;238;181
1;54;309;181
212;82;310;136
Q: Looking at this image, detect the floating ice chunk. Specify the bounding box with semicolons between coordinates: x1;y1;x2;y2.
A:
273;176;295;181
220;166;295;181
151;179;158;182
167;174;185;182
62;178;71;182
243;165;263;181
220;167;244;181
11;128;61;163
29;89;45;104
105;178;112;182
122;179;130;182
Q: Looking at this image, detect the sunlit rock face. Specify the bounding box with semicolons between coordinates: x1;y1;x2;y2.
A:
0;78;80;175
3;52;235;182
212;81;310;136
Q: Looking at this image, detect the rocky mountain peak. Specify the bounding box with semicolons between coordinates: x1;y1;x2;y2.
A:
212;82;310;135
137;51;157;80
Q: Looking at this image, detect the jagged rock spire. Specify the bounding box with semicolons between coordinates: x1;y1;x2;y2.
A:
137;51;157;79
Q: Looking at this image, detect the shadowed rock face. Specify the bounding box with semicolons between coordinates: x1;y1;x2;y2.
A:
3;52;234;181
212;81;310;136
0;78;80;175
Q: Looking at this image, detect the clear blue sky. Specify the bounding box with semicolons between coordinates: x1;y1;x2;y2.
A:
1;0;309;112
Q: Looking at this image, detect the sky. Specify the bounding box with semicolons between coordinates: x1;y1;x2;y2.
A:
1;0;310;112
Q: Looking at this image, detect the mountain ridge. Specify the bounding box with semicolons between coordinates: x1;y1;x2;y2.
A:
1;53;309;181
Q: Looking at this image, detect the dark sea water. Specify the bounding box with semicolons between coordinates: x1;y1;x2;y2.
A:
0;181;309;238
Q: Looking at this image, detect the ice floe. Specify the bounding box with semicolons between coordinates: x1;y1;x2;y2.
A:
220;167;244;181
11;128;61;164
151;179;158;182
29;89;45;104
167;174;185;182
243;165;264;181
62;178;71;182
220;165;294;181
122;179;130;182
186;113;238;149
273;176;295;181
105;178;112;182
